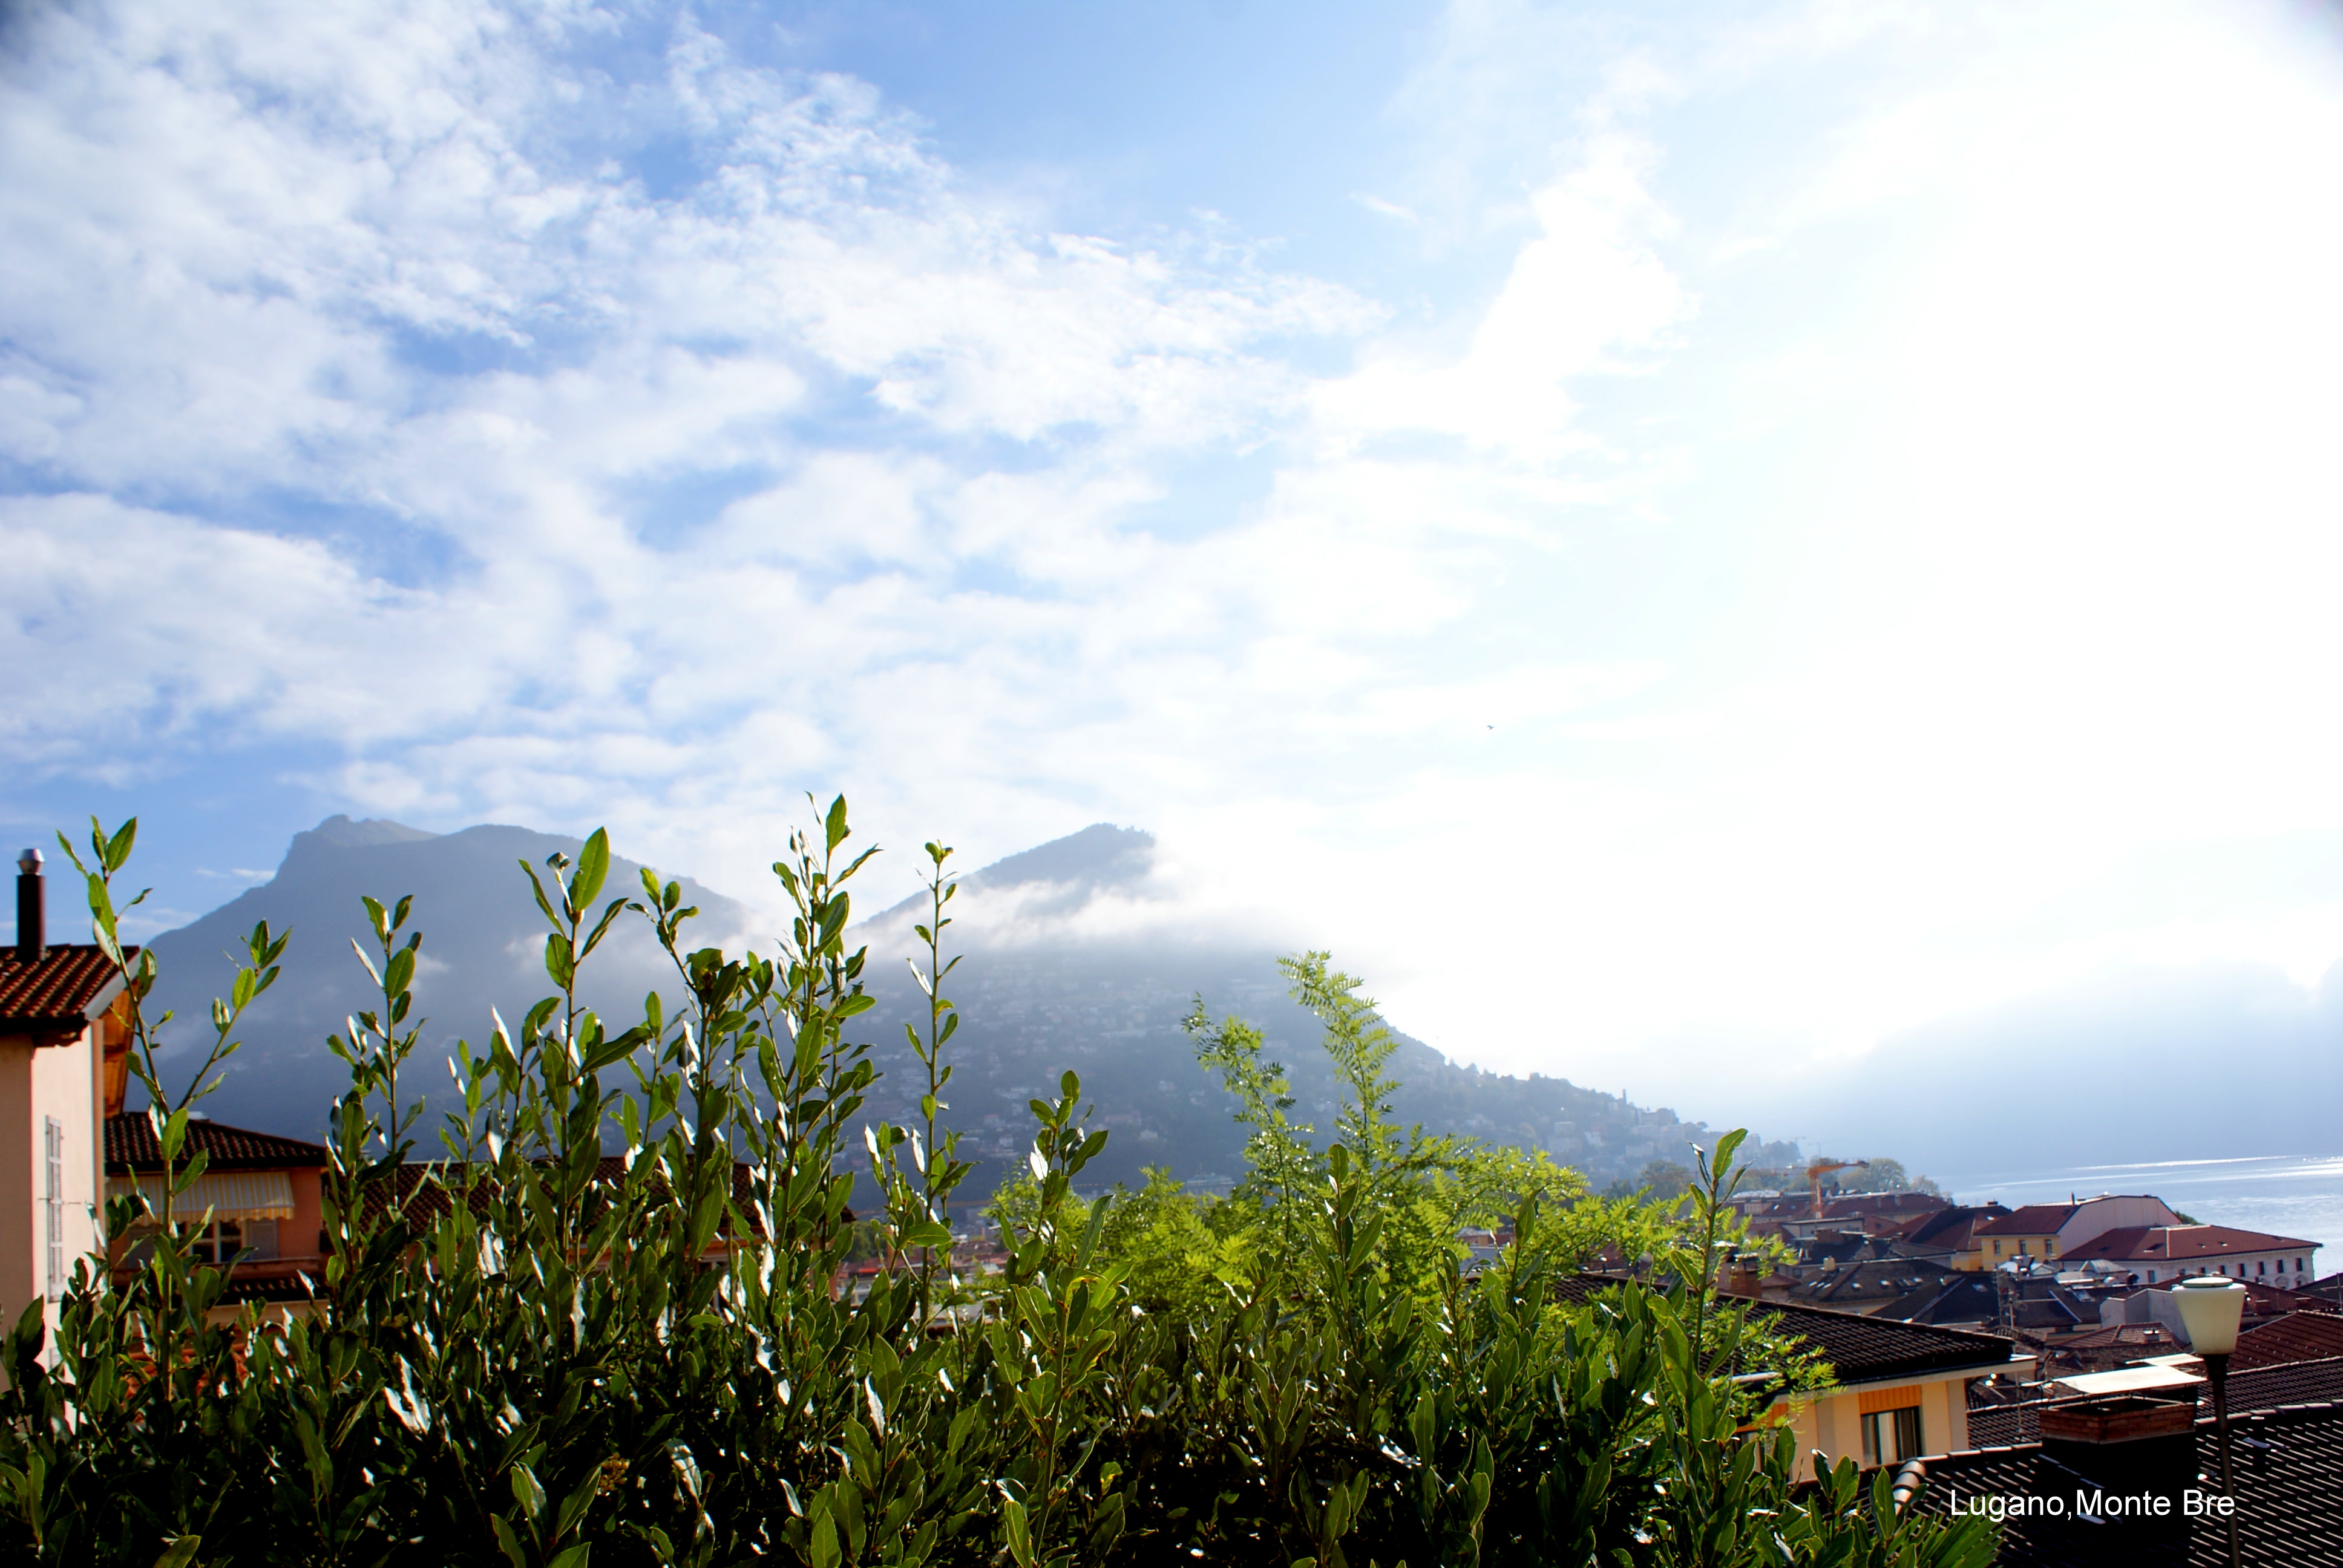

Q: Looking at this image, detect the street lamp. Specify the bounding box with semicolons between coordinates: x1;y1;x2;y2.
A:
2174;1276;2247;1568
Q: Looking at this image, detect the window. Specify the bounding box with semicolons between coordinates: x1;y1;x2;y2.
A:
43;1116;64;1300
2146;1269;2157;1282
1861;1407;1924;1468
2258;1261;2266;1276
186;1219;243;1265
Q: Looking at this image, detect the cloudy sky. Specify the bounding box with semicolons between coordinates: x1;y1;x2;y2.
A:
6;0;2342;1135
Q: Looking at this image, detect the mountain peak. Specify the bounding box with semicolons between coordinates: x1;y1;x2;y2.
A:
303;814;441;851
965;823;1153;893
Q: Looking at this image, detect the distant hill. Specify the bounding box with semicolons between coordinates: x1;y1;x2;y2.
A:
144;816;1798;1193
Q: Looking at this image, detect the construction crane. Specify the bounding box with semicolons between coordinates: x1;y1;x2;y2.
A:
1805;1159;1868;1221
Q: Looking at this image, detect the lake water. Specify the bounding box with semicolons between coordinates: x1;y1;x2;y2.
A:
1936;1154;2343;1261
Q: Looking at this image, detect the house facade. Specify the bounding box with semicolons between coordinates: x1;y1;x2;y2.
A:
2065;1224;2318;1289
0;850;132;1344
1754;1302;2037;1466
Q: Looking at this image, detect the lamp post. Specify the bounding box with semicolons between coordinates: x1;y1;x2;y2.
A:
2174;1276;2247;1568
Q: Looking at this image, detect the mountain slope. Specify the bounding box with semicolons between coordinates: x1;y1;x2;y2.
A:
140;815;1795;1191
145;815;755;1135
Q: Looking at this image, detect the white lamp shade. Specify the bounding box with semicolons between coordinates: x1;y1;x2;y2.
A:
2173;1276;2247;1355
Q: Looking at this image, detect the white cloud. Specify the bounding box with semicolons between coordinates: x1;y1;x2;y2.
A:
6;0;2343;1145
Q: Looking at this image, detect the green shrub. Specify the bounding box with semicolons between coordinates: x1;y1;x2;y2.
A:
1;804;1996;1567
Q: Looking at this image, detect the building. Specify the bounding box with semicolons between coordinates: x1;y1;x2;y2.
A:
1970;1194;2183;1267
0;850;132;1344
1754;1301;2033;1466
105;1112;329;1317
2059;1223;2318;1288
1562;1275;2032;1467
1883;1204;2012;1271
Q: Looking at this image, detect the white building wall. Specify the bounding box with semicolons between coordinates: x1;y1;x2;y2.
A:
2055;1196;2183;1251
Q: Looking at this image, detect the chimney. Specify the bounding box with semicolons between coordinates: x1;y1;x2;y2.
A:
2035;1394;2203;1541
15;848;42;964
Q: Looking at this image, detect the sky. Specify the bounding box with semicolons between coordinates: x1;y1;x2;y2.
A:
5;0;2343;1140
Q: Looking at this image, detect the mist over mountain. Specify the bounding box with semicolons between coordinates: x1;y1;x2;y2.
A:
140;816;1795;1194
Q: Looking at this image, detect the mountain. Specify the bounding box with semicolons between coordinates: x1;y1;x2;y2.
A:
142;815;1798;1193
145;815;757;1135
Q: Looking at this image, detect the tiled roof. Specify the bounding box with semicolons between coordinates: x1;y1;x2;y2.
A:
2230;1355;2343;1410
106;1112;328;1172
1879;1273;1999;1326
1818;1192;1949;1217
1961;1356;2343;1449
2010;1295;2086;1330
1902;1401;2343;1565
2062;1224;2315;1263
1971;1204;2082;1236
1558;1275;2022;1382
2233;1313;2343;1372
1788;1259;1965;1310
1891;1204;2011;1249
0;943;129;1029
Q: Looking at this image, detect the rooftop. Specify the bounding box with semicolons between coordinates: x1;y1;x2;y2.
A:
2233;1313;2343;1373
106;1111;328;1172
0;942;129;1033
2061;1224;2316;1263
1561;1275;2023;1383
1971;1203;2083;1236
1901;1399;2343;1564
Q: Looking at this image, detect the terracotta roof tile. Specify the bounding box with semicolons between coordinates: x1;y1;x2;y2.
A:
0;943;129;1030
1971;1204;2083;1236
2233;1313;2343;1372
2230;1354;2343;1409
2062;1224;2316;1263
106;1112;328;1172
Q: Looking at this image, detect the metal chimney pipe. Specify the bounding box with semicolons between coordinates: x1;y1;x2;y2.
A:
16;848;44;964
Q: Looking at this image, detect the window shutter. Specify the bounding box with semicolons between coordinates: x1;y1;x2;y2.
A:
44;1116;65;1299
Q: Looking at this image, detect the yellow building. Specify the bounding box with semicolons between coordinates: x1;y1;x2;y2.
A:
1977;1209;2066;1266
1760;1301;2036;1468
1973;1197;2185;1270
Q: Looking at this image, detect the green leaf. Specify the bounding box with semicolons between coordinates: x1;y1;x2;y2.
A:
151;1538;202;1568
385;944;416;1000
104;816;138;873
549;1545;592;1568
1000;1496;1036;1568
511;1462;546;1520
572;828;611;910
490;1515;528;1568
824;795;850;854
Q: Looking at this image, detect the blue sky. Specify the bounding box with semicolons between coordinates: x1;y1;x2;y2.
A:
5;0;2342;1132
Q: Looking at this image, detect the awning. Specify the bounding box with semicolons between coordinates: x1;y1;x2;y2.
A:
108;1171;295;1223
